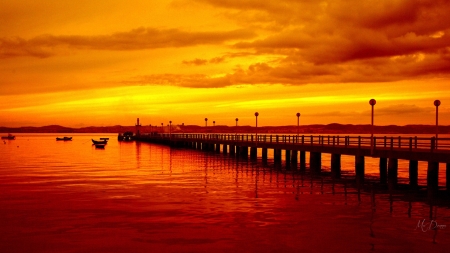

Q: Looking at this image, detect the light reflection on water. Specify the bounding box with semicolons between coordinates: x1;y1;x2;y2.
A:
0;133;449;252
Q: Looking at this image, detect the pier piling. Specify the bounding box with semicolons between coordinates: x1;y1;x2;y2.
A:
310;152;321;174
427;161;439;199
388;158;398;190
409;160;418;189
331;154;341;179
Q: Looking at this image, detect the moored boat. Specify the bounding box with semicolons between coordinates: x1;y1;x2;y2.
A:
92;139;108;145
56;137;72;141
1;134;15;140
95;144;106;149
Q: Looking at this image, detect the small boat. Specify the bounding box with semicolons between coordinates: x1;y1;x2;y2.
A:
95;144;106;149
1;134;15;140
92;139;107;145
56;137;72;141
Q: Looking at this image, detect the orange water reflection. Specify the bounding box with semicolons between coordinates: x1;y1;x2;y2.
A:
0;134;449;252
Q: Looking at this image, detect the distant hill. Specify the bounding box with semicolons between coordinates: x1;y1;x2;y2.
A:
1;124;449;134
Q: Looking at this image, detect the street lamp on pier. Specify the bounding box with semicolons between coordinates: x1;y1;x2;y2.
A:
205;118;208;127
296;112;301;137
169;121;172;137
434;100;441;148
213;121;215;127
255;112;259;142
369;99;376;152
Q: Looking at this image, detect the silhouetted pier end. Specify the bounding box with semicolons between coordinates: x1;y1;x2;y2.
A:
134;133;450;200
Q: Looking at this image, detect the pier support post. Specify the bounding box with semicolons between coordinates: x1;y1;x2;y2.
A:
388;158;398;190
427;161;439;199
240;146;248;158
216;144;221;153
291;150;298;165
262;148;268;163
380;157;387;185
223;144;228;154
355;156;365;185
300;151;306;171
250;147;257;160
331;154;341;179
230;145;235;155
274;149;282;164
310;152;321;174
235;146;240;156
285;150;291;168
447;163;450;195
409;160;418;189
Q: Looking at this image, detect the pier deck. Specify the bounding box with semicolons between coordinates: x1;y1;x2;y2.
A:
135;133;450;199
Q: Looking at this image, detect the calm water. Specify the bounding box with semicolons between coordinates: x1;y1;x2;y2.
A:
1;133;450;253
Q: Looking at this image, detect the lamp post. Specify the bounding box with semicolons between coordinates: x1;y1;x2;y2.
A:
213;121;215;127
235;118;238;136
369;99;376;151
255;112;259;142
434;100;441;148
169;121;172;137
296;112;301;137
161;123;163;133
205;118;208;127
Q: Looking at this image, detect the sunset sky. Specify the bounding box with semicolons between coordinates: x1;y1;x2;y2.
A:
1;0;450;127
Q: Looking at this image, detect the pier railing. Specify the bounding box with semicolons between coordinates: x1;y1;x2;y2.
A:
141;133;450;152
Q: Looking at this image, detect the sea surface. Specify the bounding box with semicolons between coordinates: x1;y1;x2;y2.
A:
1;133;450;253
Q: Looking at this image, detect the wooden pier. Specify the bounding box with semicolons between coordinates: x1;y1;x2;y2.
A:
135;133;450;199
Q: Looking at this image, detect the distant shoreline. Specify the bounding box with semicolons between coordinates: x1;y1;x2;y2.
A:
1;124;449;135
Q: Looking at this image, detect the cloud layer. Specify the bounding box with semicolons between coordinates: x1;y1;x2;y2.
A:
0;27;255;58
2;0;450;89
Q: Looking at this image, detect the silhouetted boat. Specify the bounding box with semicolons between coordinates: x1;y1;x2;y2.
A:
92;139;107;145
95;144;106;149
56;137;72;141
1;134;15;140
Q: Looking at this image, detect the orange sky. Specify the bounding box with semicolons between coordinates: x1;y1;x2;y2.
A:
1;0;450;127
